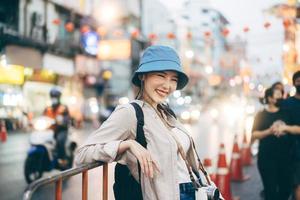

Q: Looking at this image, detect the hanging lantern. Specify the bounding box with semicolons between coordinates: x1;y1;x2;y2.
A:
97;26;107;37
131;29;140;38
52;18;61;25
204;31;211;37
186;32;192;40
80;25;90;34
148;33;157;40
167;32;176;39
264;22;271;29
113;29;123;37
222;28;229;37
243;27;249;33
65;22;74;32
283;19;291;28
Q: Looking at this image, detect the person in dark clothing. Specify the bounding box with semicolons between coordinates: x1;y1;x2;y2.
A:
251;87;293;200
44;88;70;163
276;71;300;199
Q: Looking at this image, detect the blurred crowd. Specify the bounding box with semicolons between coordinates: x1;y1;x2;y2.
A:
251;71;300;200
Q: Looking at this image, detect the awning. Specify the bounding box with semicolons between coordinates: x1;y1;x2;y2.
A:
6;45;42;69
75;55;100;75
43;54;74;76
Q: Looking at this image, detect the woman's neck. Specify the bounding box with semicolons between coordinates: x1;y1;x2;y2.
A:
266;104;279;112
141;94;158;108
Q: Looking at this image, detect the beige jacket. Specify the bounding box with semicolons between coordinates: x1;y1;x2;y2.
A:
75;100;203;200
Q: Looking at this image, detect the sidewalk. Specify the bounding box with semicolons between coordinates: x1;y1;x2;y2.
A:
231;157;263;200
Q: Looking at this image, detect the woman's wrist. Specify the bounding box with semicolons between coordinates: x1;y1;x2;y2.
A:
118;140;133;154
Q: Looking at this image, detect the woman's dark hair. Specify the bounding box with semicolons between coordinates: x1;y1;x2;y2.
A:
260;87;274;105
271;81;284;95
292;70;300;85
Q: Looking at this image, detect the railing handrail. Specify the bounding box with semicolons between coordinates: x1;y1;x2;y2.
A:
23;162;106;200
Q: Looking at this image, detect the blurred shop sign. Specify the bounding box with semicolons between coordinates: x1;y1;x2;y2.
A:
6;45;42;69
24;68;58;83
0;65;24;85
81;31;100;55
97;40;131;60
43;54;74;76
75;55;100;75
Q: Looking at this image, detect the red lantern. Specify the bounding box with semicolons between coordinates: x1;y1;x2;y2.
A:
148;33;157;40
283;19;291;28
243;27;249;33
222;28;229;37
113;29;123;37
131;29;140;38
97;26;107;37
264;22;271;29
80;25;90;34
204;31;211;37
65;22;74;32
52;18;61;25
167;32;176;39
186;32;192;40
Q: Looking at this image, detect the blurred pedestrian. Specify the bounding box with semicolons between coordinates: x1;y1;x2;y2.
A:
251;87;293;200
276;71;300;198
44;88;70;165
75;45;218;200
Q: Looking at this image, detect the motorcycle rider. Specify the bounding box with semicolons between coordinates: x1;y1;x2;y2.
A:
44;88;70;168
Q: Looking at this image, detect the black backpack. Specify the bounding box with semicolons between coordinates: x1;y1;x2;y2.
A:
113;102;146;200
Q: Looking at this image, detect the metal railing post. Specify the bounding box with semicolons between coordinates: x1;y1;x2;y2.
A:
23;162;108;200
55;178;62;200
102;164;108;200
82;170;88;200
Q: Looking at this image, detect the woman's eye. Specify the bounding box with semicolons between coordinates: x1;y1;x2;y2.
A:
172;79;178;82
157;74;165;77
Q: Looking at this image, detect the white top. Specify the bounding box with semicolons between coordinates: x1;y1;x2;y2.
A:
172;127;191;183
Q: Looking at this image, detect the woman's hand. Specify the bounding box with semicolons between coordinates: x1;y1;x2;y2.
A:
127;140;160;178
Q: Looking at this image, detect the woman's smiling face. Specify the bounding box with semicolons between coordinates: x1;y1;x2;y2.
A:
142;71;178;106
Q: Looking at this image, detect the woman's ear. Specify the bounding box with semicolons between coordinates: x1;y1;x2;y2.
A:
138;74;145;81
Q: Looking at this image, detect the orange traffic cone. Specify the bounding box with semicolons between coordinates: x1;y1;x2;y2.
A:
230;136;250;181
216;143;239;200
203;158;216;183
241;132;252;166
0;120;7;143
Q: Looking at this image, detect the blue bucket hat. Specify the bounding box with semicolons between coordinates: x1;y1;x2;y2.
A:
131;45;189;90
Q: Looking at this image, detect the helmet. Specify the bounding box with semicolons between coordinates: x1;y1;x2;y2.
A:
50;88;62;98
131;45;189;90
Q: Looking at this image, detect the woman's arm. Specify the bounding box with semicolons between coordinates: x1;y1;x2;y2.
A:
278;124;300;135
75;104;159;177
75;105;135;165
251;128;272;142
251;111;273;143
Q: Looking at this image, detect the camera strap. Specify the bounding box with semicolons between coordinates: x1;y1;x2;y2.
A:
167;130;211;188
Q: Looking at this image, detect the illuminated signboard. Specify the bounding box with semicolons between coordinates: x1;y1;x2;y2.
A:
0;65;24;85
97;40;131;60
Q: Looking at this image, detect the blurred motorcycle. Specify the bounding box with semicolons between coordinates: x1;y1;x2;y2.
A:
24;116;77;184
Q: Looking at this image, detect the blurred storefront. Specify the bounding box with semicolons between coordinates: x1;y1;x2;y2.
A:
0;64;25;130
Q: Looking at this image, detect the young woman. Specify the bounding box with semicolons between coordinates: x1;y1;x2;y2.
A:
251;87;292;200
75;46;211;200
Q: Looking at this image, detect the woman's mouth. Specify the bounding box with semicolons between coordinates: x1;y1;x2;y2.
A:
155;89;168;97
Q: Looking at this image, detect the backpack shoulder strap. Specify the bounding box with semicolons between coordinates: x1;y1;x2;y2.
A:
130;102;147;184
130;102;147;148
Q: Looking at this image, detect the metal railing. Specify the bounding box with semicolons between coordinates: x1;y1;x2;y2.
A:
23;162;108;200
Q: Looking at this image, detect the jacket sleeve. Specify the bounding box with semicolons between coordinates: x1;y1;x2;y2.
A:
75;104;135;165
